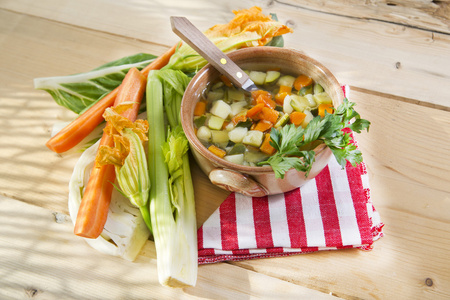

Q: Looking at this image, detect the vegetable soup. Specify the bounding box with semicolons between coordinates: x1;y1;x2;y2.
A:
193;70;334;166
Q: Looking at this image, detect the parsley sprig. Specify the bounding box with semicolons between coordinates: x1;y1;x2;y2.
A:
258;98;370;179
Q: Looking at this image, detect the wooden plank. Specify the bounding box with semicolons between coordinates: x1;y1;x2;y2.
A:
229;89;450;299
1;0;449;107
0;196;335;299
276;0;450;34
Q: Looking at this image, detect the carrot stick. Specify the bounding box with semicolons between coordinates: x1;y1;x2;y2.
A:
74;67;146;239
46;43;179;154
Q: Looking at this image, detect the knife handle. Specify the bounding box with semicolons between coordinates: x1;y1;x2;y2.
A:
170;16;249;88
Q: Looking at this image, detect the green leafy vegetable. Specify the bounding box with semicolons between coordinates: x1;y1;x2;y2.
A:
34;53;156;114
259;98;370;179
146;69;197;287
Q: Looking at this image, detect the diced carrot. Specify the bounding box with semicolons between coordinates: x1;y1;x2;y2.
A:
318;103;334;117
74;67;146;239
257;107;279;124
220;75;233;87
222;120;230;130
294;75;313;91
246;103;265;119
290;111;307;127
254;119;273;132
256;94;276;109
208;145;226;158
274;85;292;104
231;111;248;125
194;100;207;116
260;133;276;155
251;90;271;105
46;43;178;154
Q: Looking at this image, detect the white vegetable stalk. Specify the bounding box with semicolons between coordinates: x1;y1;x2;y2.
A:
147;71;197;288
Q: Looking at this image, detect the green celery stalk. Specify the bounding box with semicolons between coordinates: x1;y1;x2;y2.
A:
146;70;197;287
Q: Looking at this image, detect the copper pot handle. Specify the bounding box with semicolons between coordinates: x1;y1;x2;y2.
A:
209;168;268;197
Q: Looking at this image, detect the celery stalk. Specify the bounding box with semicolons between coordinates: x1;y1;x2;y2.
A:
146;70;197;287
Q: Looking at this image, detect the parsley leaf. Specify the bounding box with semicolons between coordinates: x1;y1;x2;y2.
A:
258;98;370;179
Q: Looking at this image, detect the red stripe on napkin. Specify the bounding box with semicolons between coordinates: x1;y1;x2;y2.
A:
285;189;307;248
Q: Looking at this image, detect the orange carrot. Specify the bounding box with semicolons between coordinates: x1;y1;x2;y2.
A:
256;94;276;109
257;107;279;124
290;111;307;127
74;67;146;239
260;133;276;155
251;90;272;105
208;145;227;158
275;85;292;104
46;44;178;154
220;75;233;87
231;111;248;125
246;103;264;119
318;103;334;117
294;75;313;91
194;100;207;116
254;119;273;132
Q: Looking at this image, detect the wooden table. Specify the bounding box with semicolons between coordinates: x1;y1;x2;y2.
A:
1;1;449;299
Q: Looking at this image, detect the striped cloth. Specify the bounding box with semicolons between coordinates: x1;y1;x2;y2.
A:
197;87;383;264
197;156;383;264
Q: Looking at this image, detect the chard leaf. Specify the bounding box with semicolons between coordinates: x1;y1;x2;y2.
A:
34;53;157;114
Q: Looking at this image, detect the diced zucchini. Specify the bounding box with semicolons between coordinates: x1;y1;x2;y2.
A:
313;92;332;105
274;113;290;128
228;88;245;102
207;89;224;102
249;71;267;85
211;130;229;147
283;95;294;114
242;130;264;147
208;115;225;130
290;95;309;112
313;83;324;94
197;126;211;142
194;115;207;128
210;100;232;119
228;143;246;155
230;101;247;116
228;127;248;143
277;75;296;88
224;153;245;165
265;71;281;84
244;149;269;163
299;85;313;96
304;94;317;107
301;110;314;128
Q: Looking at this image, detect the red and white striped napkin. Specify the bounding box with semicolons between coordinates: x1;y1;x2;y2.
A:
197;87;384;264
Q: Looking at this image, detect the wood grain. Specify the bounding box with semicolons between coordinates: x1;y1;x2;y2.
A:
0;0;449;299
1;0;449;107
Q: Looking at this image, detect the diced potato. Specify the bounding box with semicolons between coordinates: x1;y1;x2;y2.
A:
230;101;247;116
249;71;267;85
277;75;296;88
313;92;332;105
265;71;281;84
242;130;264;147
224;154;245;165
211;130;229;147
197;126;211;142
283;95;294;114
210;100;232;119
228;127;248;143
208;115;225;130
301;110;314;128
224;121;235;131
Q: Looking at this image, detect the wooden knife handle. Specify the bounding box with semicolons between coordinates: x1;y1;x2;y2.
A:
170;16;249;88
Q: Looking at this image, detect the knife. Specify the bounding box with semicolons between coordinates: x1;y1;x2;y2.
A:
170;16;259;92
